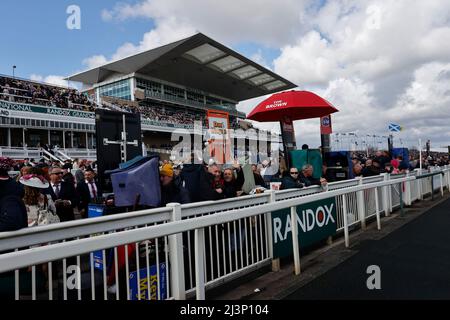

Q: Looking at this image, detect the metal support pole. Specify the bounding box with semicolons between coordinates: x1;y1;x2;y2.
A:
7;128;11;147
122;115;127;162
71;131;74;149
63;131;66;149
166;203;186;300
290;206;301;275
194;228;205;300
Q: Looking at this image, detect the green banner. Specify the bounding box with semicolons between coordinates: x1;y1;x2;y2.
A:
272;197;337;258
0;100;94;119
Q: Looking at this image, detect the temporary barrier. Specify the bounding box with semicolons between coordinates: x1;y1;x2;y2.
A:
0;165;449;300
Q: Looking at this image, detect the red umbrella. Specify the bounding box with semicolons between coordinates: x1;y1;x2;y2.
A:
247;90;338;122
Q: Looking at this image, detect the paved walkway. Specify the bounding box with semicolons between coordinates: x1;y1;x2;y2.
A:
285;197;450;299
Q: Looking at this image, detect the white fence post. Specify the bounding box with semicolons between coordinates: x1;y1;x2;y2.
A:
404;171;412;206
440;172;444;197
194;228;205;300
357;177;366;229
342;194;350;247
382;173;390;216
166;203;186;300
446;166;450;191
290;206;301;275
266;190;279;272
418;169;424;200
375;187;381;230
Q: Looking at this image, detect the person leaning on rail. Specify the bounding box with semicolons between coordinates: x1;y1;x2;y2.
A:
298;164;328;189
280;167;304;190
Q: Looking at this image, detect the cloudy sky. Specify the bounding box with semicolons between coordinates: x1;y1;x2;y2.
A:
1;0;449;150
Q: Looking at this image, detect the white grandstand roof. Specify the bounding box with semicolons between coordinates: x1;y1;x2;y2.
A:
67;33;297;102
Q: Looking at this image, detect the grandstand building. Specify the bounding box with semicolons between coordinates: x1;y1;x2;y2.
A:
0;33;296;162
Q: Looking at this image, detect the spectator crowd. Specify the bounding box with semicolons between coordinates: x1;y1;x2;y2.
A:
1;76;268;133
2;148;449;232
0;152;331;232
0;76;95;112
350;150;449;177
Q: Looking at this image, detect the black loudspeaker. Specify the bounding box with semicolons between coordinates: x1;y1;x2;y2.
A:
324;151;352;181
95;109;142;192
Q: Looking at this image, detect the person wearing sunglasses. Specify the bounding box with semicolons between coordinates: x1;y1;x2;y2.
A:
42;166;78;222
280;167;304;190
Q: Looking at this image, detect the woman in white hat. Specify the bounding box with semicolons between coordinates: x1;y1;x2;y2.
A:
19;168;58;227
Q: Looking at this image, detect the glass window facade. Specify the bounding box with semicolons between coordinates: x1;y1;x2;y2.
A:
136;78;162;94
0;117;95;132
164;85;185;100
99;79;131;100
134;77;237;111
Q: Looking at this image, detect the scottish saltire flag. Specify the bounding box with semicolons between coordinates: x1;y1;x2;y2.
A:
388;123;402;132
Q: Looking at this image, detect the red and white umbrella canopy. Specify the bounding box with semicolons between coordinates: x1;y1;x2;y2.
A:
247;90;338;122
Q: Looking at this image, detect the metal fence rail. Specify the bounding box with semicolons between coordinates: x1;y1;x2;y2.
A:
0;165;449;301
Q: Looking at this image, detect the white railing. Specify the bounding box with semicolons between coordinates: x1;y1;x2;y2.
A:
62;149;97;161
55;149;72;161
0;166;449;301
0;147;98;161
0;147;42;159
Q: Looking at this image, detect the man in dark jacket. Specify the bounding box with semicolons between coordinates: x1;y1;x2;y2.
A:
281;167;304;190
362;158;382;177
160;164;190;206
76;168;102;218
298;164;328;188
43;166;78;222
197;164;224;201
62;163;76;186
0;158;24;200
0;157;27;232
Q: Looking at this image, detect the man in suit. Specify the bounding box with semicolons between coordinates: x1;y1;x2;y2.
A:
44;166;78;222
76;168;102;218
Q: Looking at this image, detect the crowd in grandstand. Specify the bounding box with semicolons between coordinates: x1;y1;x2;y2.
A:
136;105;204;125
0;76;95;111
0;76;257;132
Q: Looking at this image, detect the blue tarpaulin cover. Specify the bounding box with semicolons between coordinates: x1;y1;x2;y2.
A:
111;156;161;207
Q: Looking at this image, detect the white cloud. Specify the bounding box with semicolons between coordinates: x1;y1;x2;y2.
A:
29;74;76;88
82;55;108;69
101;0;314;47
86;14;196;66
88;0;450;148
